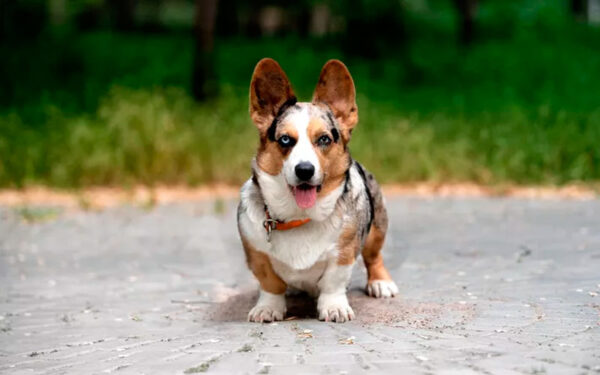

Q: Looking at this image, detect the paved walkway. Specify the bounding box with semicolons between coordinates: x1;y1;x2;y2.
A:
1;197;599;374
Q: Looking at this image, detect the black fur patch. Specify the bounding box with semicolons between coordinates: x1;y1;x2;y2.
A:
331;128;340;143
267;96;298;141
343;167;351;194
355;161;374;232
325;111;340;143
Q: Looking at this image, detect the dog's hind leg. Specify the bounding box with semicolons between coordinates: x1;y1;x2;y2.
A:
360;173;399;298
362;224;398;298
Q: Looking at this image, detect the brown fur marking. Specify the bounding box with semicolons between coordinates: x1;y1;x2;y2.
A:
256;140;284;176
250;58;295;133
362;225;392;282
241;236;287;294
307;118;350;196
337;222;360;266
256;123;299;176
312;60;358;143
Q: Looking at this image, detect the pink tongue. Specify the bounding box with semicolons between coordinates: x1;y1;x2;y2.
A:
293;186;317;209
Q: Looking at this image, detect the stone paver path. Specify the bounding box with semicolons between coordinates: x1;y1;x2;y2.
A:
1;197;599;374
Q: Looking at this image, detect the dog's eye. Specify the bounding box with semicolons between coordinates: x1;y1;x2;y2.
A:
277;135;295;147
317;135;332;147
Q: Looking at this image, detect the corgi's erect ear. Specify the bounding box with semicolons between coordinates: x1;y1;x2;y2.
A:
249;58;296;133
312;60;358;143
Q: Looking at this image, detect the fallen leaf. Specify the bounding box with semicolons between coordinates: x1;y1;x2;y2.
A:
338;336;355;345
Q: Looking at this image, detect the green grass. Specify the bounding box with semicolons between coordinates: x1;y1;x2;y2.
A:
1;5;600;188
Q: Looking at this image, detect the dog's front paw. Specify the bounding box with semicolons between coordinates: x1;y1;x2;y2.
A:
248;291;286;323
248;305;285;323
317;293;355;323
318;304;355;323
366;280;399;298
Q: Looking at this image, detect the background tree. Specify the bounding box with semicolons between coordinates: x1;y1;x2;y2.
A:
453;0;478;45
0;0;6;41
192;0;219;101
335;0;407;59
571;0;587;21
106;0;136;31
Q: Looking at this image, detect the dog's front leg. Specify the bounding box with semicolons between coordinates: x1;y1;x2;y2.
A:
317;261;355;323
243;240;287;323
248;289;286;323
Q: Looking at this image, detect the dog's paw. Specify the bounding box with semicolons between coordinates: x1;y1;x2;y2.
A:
366;280;399;298
248;291;286;323
318;304;355;323
317;293;355;323
248;304;285;323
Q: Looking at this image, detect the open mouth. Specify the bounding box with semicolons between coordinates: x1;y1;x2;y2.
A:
290;183;322;209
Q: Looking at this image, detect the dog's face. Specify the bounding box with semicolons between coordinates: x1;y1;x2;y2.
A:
249;59;358;210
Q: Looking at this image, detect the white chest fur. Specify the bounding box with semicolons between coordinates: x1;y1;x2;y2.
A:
238;188;344;270
238;163;348;270
267;214;343;267
270;258;328;297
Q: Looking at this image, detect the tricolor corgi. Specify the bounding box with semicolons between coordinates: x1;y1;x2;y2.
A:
237;58;398;323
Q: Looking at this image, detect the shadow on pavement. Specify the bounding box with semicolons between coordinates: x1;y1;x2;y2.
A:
206;287;476;327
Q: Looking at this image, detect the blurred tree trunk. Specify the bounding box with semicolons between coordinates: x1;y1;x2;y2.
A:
571;0;588;21
0;0;6;41
215;0;237;37
0;0;46;41
107;0;136;31
342;0;407;59
293;4;311;37
453;0;478;45
192;0;219;101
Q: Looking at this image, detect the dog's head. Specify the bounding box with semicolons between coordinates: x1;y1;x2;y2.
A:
249;58;358;211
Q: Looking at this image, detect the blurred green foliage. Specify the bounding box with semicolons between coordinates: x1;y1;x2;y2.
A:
1;0;599;188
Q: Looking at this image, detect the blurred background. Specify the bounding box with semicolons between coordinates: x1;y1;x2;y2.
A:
1;0;599;189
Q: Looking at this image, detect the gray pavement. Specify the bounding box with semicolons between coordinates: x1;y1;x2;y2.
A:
0;197;599;374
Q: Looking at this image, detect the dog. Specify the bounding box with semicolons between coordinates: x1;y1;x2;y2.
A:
237;58;398;323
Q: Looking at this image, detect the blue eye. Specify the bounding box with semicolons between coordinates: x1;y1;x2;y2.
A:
278;135;295;147
317;135;332;146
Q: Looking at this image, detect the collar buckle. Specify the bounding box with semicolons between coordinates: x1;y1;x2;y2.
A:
263;218;277;242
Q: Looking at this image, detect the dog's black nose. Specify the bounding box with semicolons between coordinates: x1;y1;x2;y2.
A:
295;162;315;181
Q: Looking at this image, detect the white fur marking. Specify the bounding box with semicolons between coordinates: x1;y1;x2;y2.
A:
317;263;355;323
271;259;327;297
318;263;353;294
366;280;399;298
240;172;346;270
248;290;286;323
254;162;344;223
283;106;322;187
317;292;355;323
